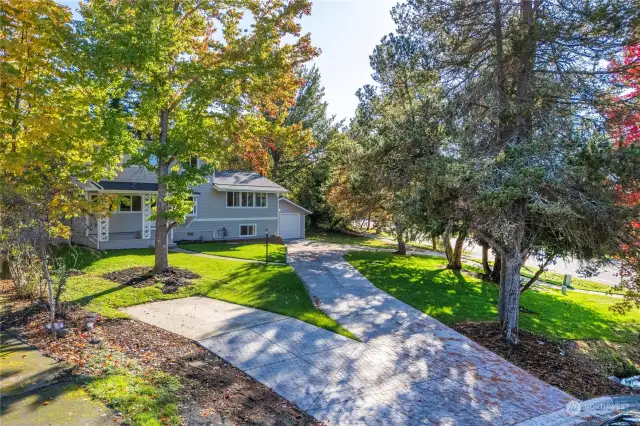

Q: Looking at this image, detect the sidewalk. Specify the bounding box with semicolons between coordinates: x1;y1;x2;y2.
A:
0;332;114;426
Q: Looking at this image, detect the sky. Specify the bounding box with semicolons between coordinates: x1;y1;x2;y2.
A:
58;0;399;123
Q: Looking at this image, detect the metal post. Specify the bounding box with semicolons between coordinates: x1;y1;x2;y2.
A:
265;228;269;264
562;274;571;295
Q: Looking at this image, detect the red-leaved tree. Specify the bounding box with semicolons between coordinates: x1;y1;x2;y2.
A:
608;43;640;312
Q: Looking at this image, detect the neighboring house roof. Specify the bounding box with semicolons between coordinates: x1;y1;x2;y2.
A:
213;171;288;193
95;181;159;192
279;197;312;214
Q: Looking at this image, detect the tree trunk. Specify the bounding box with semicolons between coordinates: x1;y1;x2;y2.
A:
367;214;371;230
396;223;407;255
39;244;56;336
481;241;492;276
431;236;437;251
153;110;170;274
490;252;501;283
520;257;553;293
449;233;465;270
397;239;406;255
443;226;454;265
499;250;523;344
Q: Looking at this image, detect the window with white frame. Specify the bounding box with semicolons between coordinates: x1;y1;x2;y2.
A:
119;195;142;212
189;156;198;168
187;196;197;216
226;192;267;207
240;224;257;236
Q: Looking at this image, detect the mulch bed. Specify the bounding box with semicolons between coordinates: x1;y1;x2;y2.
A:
0;280;320;426
103;266;200;294
453;321;639;400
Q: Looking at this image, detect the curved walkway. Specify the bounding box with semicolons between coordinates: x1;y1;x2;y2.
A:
286;240;575;425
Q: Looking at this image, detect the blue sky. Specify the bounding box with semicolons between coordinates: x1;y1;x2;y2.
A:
58;0;398;122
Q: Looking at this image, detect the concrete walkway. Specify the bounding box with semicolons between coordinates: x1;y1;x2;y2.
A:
0;332;114;426
286;240;576;425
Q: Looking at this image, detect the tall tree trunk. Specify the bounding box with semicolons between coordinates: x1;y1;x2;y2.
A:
367;213;371;231
431;236;437;251
154;110;170;274
449;233;465;270
490;252;501;283
499;250;523;344
481;241;492;276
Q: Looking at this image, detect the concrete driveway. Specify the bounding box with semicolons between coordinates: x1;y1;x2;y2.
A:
286;240;575;425
124;243;577;425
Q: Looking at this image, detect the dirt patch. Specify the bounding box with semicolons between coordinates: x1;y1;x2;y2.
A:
103;266;200;294
453;321;639;400
102;318;319;425
1;282;320;425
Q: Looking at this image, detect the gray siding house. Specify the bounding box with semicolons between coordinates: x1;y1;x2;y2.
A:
70;165;311;250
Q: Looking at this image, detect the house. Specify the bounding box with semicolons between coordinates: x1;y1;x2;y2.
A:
70;164;311;250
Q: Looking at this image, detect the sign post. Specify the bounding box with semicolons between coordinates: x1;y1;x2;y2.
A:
265;228;269;264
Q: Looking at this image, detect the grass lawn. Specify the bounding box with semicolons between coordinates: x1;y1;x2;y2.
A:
345;251;640;342
467;258;623;295
306;229;394;248
60;247;354;339
178;241;287;263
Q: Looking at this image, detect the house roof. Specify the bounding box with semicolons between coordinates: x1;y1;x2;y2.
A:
213;171;288;193
95;181;159;192
279;197;312;214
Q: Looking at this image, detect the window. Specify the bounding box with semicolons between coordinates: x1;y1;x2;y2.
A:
189;156;198;168
187;196;197;216
119;195;142;212
240;224;256;236
226;192;267;208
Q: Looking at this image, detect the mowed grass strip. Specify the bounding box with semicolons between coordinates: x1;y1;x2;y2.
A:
60;248;354;339
178;241;287;263
345;251;640;342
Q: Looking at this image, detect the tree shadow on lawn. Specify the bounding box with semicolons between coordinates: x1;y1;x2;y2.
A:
348;253;640;343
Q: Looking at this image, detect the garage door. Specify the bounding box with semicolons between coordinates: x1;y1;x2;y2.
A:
280;213;300;239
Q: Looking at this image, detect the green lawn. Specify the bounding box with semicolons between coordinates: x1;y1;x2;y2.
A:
306;228;445;253
345;251;640;342
178;241;287;263
468;258;623;295
60;247;354;339
306;229;394;248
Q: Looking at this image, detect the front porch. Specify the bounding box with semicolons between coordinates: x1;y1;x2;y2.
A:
71;192;175;250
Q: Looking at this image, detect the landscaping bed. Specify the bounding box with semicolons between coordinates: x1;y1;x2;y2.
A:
103;266;200;294
453;321;639;400
0;281;320;425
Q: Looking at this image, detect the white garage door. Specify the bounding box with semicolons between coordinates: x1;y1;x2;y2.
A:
280;213;300;239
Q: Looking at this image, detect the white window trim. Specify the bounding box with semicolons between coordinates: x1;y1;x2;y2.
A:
239;223;257;237
186;196;198;216
117;195;142;214
226;191;268;208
